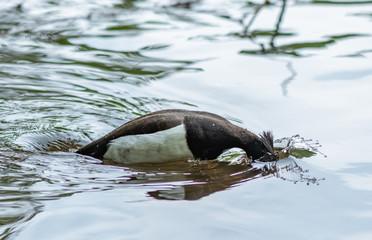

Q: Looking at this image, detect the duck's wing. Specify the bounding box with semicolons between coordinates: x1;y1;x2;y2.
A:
76;110;188;159
76;109;231;159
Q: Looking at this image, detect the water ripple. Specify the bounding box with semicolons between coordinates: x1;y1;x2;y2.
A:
1;0;371;238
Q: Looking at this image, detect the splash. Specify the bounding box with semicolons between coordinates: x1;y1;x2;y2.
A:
217;135;326;185
274;134;327;159
271;158;325;185
218;134;326;164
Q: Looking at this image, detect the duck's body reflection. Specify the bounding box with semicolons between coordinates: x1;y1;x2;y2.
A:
103;157;318;200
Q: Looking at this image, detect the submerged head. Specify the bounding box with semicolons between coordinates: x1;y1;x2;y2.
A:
245;131;277;161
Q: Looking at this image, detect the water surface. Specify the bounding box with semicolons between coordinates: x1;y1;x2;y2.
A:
1;0;372;239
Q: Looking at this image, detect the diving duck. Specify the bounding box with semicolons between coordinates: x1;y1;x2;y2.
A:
76;109;276;163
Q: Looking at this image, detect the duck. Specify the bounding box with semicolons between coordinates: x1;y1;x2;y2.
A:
76;109;277;163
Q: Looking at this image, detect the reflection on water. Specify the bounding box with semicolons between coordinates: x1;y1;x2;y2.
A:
281;61;297;96
238;0;371;57
105;159;265;200
240;0;291;55
144;157;325;200
1;0;372;239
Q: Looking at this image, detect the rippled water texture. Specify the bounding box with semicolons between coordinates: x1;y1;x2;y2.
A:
1;0;372;239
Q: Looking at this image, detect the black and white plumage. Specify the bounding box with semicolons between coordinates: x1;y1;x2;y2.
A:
76;109;276;163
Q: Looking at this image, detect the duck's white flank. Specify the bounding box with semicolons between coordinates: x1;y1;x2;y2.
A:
103;124;194;163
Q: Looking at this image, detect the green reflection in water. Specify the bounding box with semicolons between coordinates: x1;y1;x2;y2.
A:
328;33;371;40
280;40;335;50
312;0;372;4
240;40;336;56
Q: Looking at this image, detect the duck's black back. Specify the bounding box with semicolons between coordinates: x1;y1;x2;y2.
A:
77;109;241;159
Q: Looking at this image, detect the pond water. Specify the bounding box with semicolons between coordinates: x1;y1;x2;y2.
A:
1;0;372;239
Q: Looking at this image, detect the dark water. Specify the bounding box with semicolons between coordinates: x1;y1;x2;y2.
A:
1;0;372;239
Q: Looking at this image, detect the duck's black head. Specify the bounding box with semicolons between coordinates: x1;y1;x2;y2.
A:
245;131;277;162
